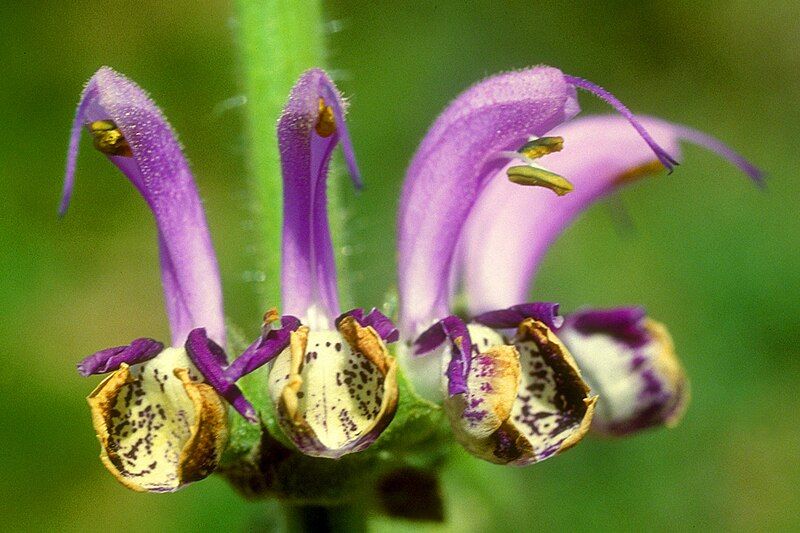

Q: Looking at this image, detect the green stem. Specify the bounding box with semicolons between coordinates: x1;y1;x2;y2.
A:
235;0;352;310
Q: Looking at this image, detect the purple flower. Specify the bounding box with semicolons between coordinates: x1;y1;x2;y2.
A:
63;68;296;491
453;115;756;435
398;67;760;462
64;64;761;481
266;69;399;458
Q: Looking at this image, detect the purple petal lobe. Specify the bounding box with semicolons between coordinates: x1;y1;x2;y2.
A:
336;308;400;343
567;306;649;347
414;316;473;396
62;67;225;347
185;328;257;423
473;302;563;331
397;66;581;338
560;308;689;436
226;314;301;380
563;75;679;171
77;337;163;376
279;69;361;323
460;115;763;313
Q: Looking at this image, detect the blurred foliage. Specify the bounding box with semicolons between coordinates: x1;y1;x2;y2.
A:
1;0;798;530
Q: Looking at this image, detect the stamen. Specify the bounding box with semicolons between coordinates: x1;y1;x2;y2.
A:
315;97;336;137
563;75;679;172
517;136;564;159
89;120;132;157
263;307;280;325
507;165;574;196
614;160;665;185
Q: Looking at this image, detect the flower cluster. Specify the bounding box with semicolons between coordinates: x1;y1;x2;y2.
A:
63;66;759;492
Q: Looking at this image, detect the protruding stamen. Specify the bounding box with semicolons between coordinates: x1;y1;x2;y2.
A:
89;120;132;157
517;136;564;160
614;160;665;185
507;165;574;196
263;307;280;325
315;97;336;137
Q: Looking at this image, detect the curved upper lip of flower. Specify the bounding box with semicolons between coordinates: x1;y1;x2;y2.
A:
62;66;226;347
278;68;361;327
456;114;764;315
64;67;300;423
395;68;764;337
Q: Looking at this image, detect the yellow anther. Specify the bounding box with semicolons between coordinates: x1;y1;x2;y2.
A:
89;120;132;157
263;308;280;325
315;98;336;138
517;136;564;160
507;165;574;196
614;160;665;185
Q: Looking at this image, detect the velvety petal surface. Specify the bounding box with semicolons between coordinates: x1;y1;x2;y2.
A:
397;67;580;338
182;312;300;423
559;307;689;436
459;115;763;313
268;316;398;458
230;313;303;378
279;69;361;325
473;302;564;331
87;347;228;492
62;67;225;346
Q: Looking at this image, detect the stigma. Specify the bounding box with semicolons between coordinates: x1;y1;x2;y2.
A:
507;165;574;196
89;120;132;157
315;98;336;137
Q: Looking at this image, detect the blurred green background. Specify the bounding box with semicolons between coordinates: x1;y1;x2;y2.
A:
2;0;798;530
